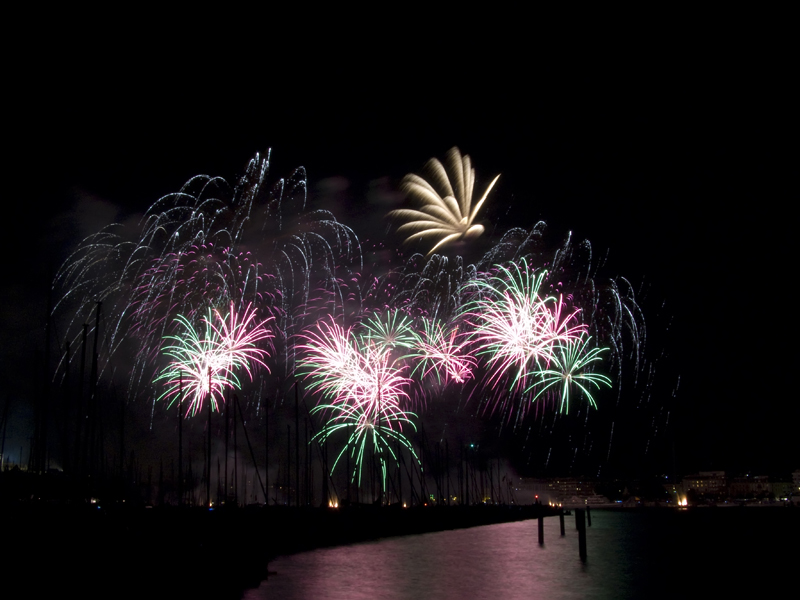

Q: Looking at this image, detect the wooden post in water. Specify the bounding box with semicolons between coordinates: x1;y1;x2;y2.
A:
576;508;587;560
559;509;565;536
538;513;544;545
586;504;592;526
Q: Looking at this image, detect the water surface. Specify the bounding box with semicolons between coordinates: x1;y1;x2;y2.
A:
250;508;796;599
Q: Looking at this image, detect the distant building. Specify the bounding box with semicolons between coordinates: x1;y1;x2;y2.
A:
518;470;800;506
682;471;727;499
516;477;609;505
771;481;793;501
729;474;771;500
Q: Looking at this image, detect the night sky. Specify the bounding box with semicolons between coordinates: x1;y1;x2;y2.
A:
4;35;794;480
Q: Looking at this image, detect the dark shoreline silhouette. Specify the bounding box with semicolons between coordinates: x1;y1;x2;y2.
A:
4;466;796;598
4;500;557;599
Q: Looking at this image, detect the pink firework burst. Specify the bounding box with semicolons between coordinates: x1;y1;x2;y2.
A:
462;259;587;396
298;317;411;418
156;303;272;417
409;318;476;385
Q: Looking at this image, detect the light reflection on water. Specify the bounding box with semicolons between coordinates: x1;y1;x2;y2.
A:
248;508;795;600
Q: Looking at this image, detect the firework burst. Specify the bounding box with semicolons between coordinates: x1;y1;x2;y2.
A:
155;303;272;417
527;334;612;413
311;396;420;490
408;318;475;385
389;147;500;255
462;259;586;396
52;151;361;400
50;146;661;491
298;318;411;416
360;310;416;352
299;316;419;490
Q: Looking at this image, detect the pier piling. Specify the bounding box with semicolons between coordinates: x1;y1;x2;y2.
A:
538;514;544;545
576;508;587;561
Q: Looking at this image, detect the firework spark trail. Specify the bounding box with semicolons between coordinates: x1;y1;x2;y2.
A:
299;316;420;490
408;318;475;385
311;400;419;489
461;259;587;397
480;225;645;379
210;302;275;377
360;310;415;351
52;152;363;398
349;223;633;432
298;317;411;417
360;252;470;323
527;334;612;413
155;314;231;417
155;303;272;417
297;319;363;403
51;147;661;484
129;243;272;361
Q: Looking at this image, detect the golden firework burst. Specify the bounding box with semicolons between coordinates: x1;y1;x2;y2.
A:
389;147;500;255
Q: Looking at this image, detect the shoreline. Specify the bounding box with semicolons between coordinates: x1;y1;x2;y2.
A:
4;501;795;598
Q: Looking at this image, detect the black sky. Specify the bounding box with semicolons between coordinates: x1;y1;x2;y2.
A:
4;32;794;477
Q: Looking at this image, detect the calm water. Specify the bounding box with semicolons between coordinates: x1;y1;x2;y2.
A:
250;508;797;599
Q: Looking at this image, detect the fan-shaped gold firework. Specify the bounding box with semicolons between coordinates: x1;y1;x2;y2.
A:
389;147;500;255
